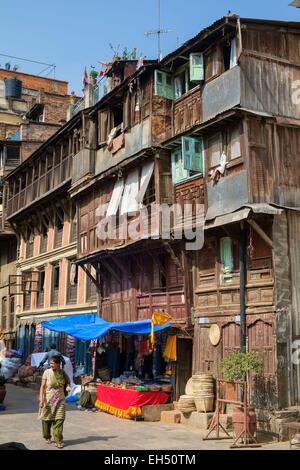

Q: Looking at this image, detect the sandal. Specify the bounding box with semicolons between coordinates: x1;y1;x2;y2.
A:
45;439;51;444
55;442;64;449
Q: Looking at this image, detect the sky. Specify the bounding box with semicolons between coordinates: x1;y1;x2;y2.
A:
0;0;298;95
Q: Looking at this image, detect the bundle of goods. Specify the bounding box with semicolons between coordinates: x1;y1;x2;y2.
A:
97;367;111;382
73;374;94;386
1;350;22;379
178;395;196;413
18;355;38;385
149;385;161;391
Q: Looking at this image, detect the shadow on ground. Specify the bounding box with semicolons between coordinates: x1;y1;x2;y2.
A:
63;435;117;446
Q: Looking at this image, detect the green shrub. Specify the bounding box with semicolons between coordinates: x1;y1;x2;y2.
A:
220;351;263;382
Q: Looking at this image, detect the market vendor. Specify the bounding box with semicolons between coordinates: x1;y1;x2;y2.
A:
39;344;66;369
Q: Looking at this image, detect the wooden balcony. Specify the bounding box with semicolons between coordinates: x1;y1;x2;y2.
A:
173;87;202;137
174;176;206;229
79;205;160;256
7;155;72;219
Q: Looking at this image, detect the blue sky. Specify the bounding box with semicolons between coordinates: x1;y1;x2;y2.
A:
0;0;298;95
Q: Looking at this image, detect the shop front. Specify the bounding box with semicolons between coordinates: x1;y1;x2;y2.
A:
41;313;177;419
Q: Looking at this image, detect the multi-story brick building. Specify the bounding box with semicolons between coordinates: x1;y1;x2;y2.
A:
0;67;73;348
3;83;98;367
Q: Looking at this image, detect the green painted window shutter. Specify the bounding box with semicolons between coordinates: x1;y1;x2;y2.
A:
182;136;204;174
193;137;204;173
220;237;234;273
182;136;194;171
154;70;174;100
190;53;204;82
171;148;188;183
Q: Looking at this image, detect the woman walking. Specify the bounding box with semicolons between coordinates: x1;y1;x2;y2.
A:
39;356;71;448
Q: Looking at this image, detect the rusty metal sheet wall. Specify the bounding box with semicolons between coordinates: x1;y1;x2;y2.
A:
287;210;300;337
288;209;300;404
202;66;241;123
240;56;300;118
206;170;248;220
248;118;300;207
272;212;293;407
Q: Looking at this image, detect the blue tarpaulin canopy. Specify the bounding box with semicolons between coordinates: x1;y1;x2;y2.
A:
41;313;170;341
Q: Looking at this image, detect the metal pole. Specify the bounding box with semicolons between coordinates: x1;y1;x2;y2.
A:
158;0;161;60
239;222;247;352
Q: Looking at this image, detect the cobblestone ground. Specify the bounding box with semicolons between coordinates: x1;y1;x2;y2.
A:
0;384;291;451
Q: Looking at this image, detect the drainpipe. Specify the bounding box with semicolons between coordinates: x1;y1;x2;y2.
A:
239;222;247;352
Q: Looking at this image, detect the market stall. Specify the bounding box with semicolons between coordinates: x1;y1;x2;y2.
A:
96;384;169;419
41;314;176;419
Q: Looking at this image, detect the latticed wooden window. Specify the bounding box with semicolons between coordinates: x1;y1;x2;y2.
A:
51;265;60;306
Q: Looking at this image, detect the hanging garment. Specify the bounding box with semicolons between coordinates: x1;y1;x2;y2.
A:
150;312;172;347
163;335;177;362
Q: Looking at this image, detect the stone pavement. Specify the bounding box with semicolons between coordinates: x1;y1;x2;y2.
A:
0;384;291;451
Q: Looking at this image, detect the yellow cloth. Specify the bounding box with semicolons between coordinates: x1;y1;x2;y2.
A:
95;400;142;419
163;335;177;362
150;312;172;347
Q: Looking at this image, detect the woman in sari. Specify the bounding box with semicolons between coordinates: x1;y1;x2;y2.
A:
39;356;71;448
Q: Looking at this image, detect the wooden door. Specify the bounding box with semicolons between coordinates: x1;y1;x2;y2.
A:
174;338;192;400
248;320;277;408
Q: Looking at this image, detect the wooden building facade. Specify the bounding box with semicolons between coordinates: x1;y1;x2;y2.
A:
5;16;300;407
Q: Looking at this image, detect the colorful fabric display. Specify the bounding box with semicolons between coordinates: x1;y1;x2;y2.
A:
163;335;177;362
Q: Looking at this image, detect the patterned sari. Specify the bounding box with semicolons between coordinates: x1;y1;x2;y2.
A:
39;369;69;421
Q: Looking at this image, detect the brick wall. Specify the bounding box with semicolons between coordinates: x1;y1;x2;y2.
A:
0;68;68;95
20;141;44;162
20;122;60;141
0;123;19;139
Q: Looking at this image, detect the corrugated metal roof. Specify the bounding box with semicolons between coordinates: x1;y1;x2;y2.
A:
205;203;284;229
159;16;300;67
205;207;251;230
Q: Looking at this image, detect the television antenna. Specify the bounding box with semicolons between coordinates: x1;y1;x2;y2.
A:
145;0;172;60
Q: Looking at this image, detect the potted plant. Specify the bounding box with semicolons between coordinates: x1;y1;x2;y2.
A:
220;352;263;439
89;70;98;85
0;375;6;404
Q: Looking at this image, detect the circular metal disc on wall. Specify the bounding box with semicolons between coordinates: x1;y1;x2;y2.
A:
209;324;221;346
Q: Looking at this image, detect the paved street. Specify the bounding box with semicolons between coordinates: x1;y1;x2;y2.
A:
0;384;292;451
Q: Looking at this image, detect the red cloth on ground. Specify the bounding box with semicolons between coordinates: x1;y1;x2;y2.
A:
96;384;169;411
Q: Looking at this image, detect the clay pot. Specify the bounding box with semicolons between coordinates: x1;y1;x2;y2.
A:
232;406;257;440
0;385;6;404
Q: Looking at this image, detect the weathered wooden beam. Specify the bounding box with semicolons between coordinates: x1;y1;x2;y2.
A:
44;204;56;226
80;263;101;292
147;249;167;278
108;255;127;275
247;219;273;248
101;258;122;284
60;198;71;219
163;241;183;271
